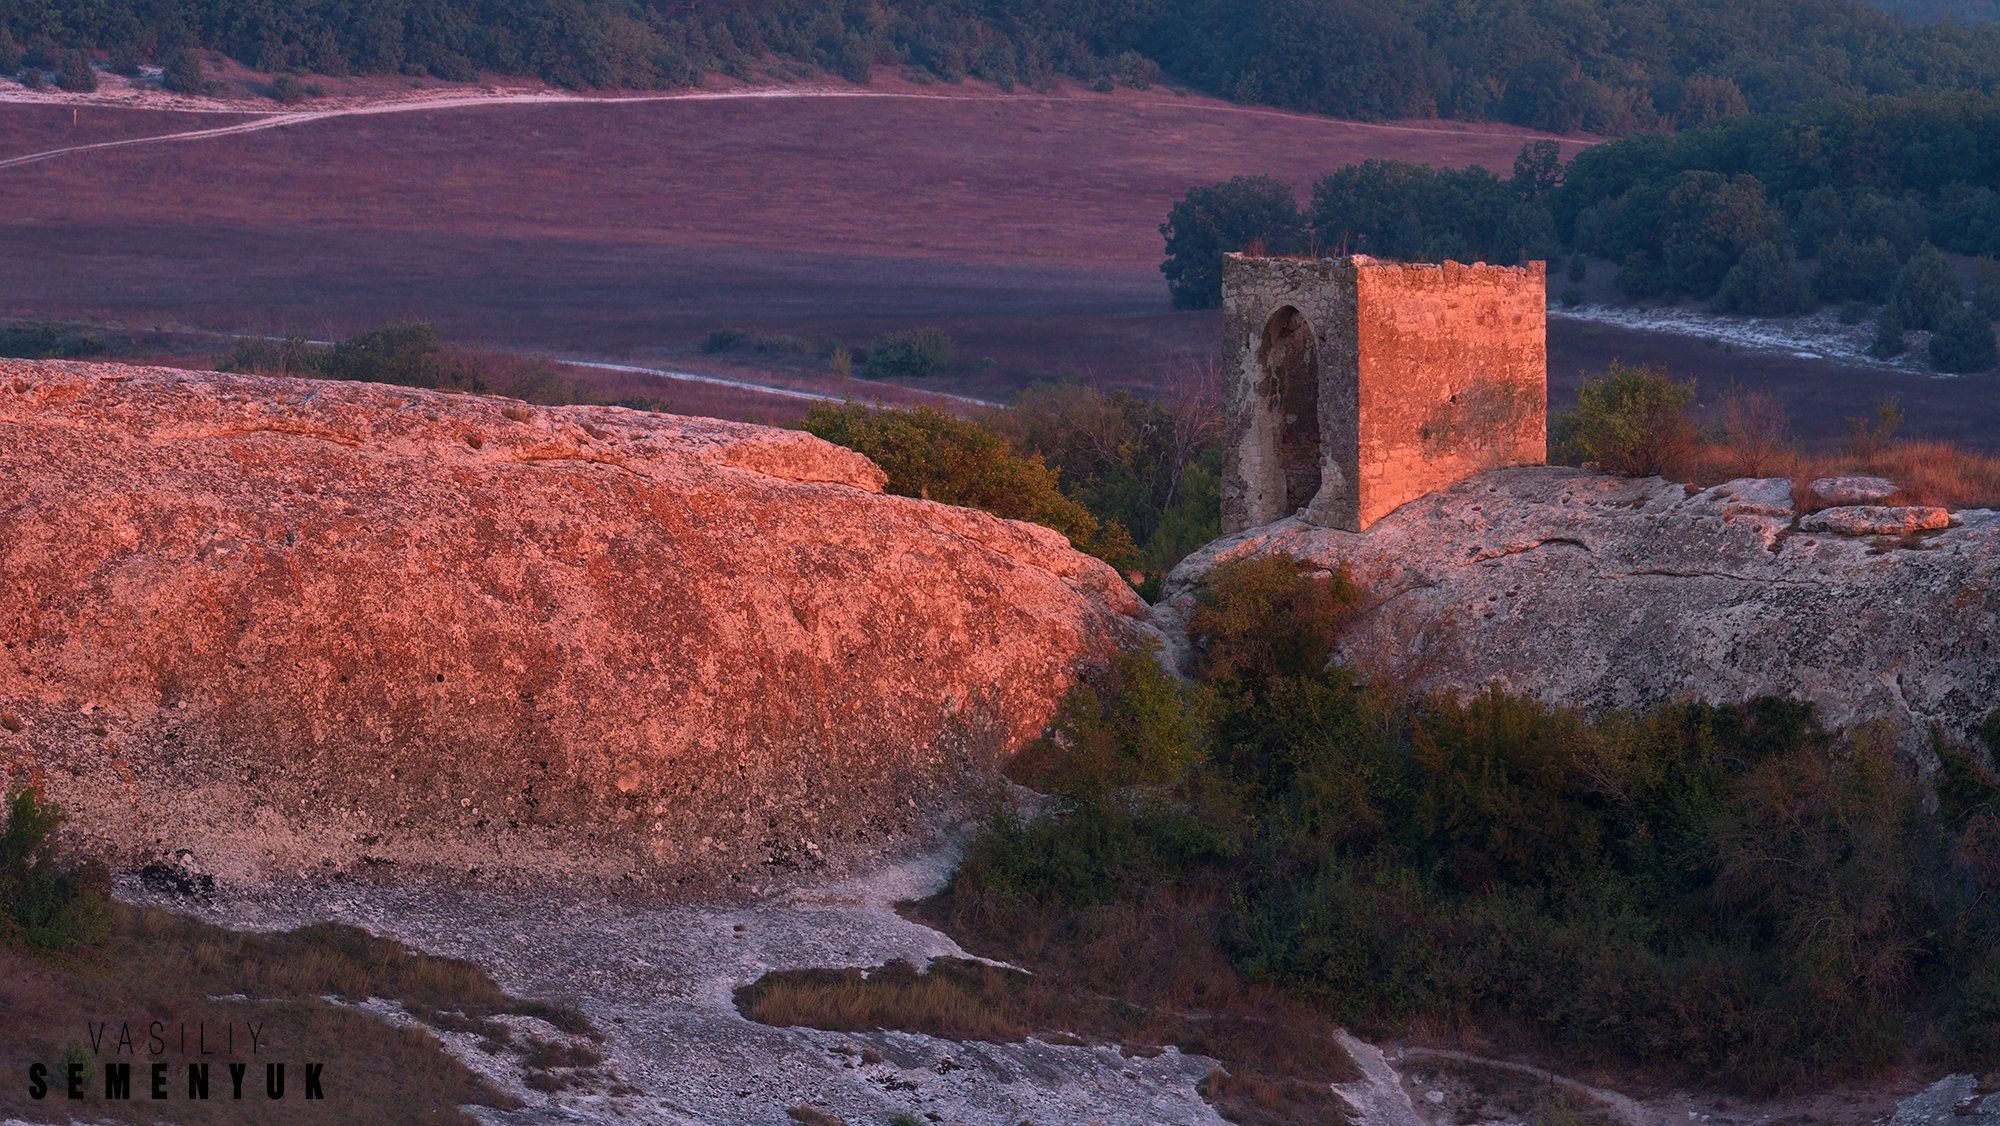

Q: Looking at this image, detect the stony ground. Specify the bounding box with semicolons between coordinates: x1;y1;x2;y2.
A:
111;839;1990;1126
121;845;1226;1125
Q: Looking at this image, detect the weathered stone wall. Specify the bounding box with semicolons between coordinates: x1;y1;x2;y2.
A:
1352;260;1547;529
1220;255;1357;533
1219;255;1546;534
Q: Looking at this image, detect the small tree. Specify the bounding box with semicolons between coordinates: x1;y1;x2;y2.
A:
1115;51;1160;90
1930;306;1998;373
0;787;110;951
1870;307;1908;359
1712;241;1810;316
161;49;205;96
19;67;44;90
21;36;57;71
1159;176;1305;309
1552;361;1698;477
56;50;97;93
107;43;142;77
0;34;21;74
1812;236;1898;304
271;74;308;104
1888;243;1962;331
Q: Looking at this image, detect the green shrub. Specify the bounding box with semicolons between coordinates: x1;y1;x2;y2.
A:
19;66;43;89
1977;262;2000;320
0;788;109;951
701;327;749;353
1186;554;1358;689
1552;361;1698;477
1889;243;1963;331
991;380;1222;585
1813;237;1898;304
1009;649;1206;801
1845;396;1905;459
160;49;204;95
217;323;495;392
866;328;954;378
1930;305;1998;373
1712;241;1810;315
0;321;107;360
0;34;20;74
106;42;142;76
800;403;1138;571
1871;306;1909;358
20;36;55;71
271;74;309;103
1115;51;1160;89
932;548;2000;1090
55;49;97;92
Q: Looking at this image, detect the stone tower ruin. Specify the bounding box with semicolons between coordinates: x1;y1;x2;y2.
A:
1219;254;1548;534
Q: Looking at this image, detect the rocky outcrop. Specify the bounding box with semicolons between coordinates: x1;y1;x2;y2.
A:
0;360;1145;890
1800;504;1952;536
1810;475;1899;505
1161;467;2000;753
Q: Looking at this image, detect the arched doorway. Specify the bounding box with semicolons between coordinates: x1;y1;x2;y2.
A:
1259;306;1321;514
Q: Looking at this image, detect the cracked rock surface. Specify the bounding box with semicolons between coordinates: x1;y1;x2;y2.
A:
1160;467;2000;754
0;360;1145;890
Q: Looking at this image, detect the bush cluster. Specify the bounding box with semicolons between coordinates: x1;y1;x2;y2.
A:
946;555;2000;1090
1;788;108;951
802;376;1224;588
1551;361;1698;476
864;328;954;378
0;321;109;360
800;403;1139;572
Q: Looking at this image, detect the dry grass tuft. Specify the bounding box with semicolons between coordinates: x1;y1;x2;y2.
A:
1690;436;2000;512
740;876;1361;1124
0;902;608;1123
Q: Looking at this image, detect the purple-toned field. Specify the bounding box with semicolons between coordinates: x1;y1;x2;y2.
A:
1;83;1993;443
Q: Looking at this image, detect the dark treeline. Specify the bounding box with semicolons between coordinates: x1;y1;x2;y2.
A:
6;1;2000;132
1167;90;2000;371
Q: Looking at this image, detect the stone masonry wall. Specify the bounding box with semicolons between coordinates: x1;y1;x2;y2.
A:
1220;255;1545;534
1352;260;1546;529
1219;255;1357;533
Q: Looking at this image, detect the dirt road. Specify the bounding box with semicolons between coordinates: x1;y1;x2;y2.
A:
0;81;1591;172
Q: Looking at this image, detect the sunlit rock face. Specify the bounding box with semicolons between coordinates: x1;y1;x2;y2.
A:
1163;467;2000;756
0;360;1144;891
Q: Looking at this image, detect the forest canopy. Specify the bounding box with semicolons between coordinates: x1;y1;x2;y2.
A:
5;0;2000;132
1163;90;2000;370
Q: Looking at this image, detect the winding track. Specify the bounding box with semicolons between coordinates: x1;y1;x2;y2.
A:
0;82;1587;172
0;83;1578;409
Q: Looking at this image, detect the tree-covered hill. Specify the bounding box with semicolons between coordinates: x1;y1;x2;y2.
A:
4;0;2000;132
1162;89;2000;370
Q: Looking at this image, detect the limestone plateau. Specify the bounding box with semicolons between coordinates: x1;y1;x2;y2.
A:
0;360;1145;888
1165;468;2000;756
